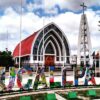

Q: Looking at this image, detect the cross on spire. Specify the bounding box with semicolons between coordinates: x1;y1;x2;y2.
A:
80;2;87;15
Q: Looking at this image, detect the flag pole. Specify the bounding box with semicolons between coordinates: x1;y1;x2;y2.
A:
19;0;22;69
43;0;45;68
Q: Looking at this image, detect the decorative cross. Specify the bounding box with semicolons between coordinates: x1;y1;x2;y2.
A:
80;2;87;14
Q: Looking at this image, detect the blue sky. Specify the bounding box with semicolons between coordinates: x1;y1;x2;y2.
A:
0;0;100;54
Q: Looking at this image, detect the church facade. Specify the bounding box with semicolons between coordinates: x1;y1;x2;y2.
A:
13;23;70;66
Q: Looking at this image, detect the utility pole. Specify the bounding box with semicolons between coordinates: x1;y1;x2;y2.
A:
19;0;22;69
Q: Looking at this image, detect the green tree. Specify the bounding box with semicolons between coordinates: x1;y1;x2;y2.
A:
0;50;14;69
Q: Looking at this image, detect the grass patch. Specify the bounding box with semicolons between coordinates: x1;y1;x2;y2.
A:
59;93;82;100
7;93;47;100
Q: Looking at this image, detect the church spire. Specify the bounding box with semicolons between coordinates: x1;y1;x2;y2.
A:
77;3;91;66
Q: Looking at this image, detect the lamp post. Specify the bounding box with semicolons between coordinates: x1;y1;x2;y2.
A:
19;0;22;69
98;21;100;76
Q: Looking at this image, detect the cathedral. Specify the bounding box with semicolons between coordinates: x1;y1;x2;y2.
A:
13;22;70;67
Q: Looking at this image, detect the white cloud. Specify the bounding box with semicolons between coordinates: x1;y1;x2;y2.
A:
26;2;43;12
0;0;99;17
0;0;26;8
0;0;99;16
44;7;58;15
22;0;100;16
43;0;100;11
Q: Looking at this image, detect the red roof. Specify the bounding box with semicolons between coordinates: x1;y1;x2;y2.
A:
13;32;38;57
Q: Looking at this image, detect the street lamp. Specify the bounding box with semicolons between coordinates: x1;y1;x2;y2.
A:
98;21;100;76
19;0;22;69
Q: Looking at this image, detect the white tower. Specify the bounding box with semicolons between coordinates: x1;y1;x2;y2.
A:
77;3;91;65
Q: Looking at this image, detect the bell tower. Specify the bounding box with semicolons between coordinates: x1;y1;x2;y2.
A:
77;3;91;66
